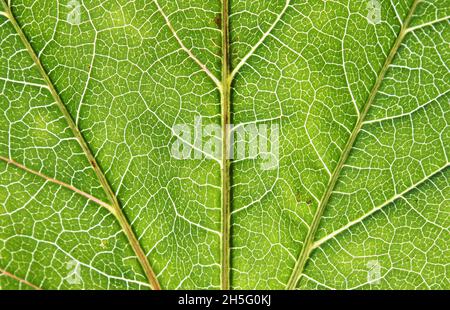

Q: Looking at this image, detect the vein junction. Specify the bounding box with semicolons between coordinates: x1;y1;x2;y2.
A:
0;0;448;290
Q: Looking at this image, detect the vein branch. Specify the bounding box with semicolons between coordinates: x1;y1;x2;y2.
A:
0;76;48;89
0;268;42;290
1;0;161;290
406;15;450;33
220;0;231;291
220;2;292;289
0;156;113;212
285;0;421;290
153;0;222;90
311;163;449;251
0;10;9;18
230;0;291;81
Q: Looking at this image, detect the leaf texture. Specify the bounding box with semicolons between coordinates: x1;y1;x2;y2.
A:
0;0;449;290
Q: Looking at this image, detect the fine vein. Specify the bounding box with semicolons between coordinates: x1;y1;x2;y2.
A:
406;15;450;33
285;0;421;290
0;268;42;290
1;0;161;290
311;163;449;250
153;0;222;90
0;156;113;212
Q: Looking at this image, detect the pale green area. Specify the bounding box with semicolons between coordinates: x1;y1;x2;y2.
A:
0;0;448;290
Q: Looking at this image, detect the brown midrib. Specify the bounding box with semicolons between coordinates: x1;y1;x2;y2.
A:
220;0;232;290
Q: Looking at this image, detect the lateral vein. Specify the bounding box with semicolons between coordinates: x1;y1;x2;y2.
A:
406;15;450;33
220;0;231;291
285;0;422;290
363;89;450;125
311;164;449;250
153;0;222;90
0;267;42;290
230;0;291;81
0;76;49;89
1;0;161;290
0;156;114;212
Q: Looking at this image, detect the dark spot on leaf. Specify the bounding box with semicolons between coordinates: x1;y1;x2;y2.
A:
214;14;222;29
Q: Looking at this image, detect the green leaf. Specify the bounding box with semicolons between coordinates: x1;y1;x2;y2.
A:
0;0;448;290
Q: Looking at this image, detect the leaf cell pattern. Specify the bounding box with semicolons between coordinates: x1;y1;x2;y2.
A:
0;0;449;290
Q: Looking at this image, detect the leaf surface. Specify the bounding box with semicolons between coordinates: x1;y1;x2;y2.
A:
0;0;448;290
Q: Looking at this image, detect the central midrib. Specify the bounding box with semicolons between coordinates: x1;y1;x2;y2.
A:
220;0;232;291
285;0;421;290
